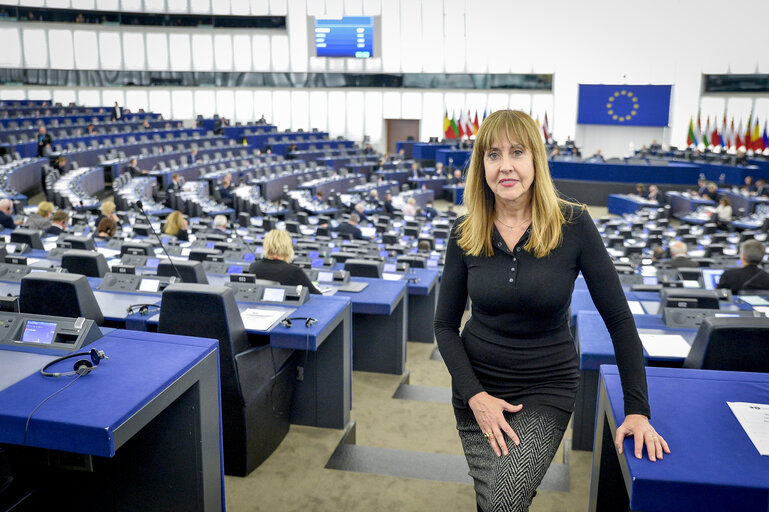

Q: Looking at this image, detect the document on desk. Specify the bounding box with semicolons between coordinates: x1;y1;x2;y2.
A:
240;307;291;331
740;295;769;307
96;247;121;259
727;402;769;456
638;333;691;358
751;306;769;317
627;300;645;315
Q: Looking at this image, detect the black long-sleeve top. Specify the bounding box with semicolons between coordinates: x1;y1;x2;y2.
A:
248;258;321;295
434;208;650;417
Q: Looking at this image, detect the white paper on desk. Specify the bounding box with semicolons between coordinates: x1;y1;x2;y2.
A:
639;333;691;358
627;301;645;315
382;273;402;281
727;402;769;456
240;308;287;331
43;242;57;252
96;247;120;258
740;296;769;307
751;306;769;317
26;258;39;265
682;280;701;288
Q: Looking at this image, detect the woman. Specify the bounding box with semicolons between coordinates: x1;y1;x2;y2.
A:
163;210;189;241
715;197;733;230
95;200;120;229
402;197;418;217
248;229;321;295
94;217;117;240
25;201;54;230
434;110;668;512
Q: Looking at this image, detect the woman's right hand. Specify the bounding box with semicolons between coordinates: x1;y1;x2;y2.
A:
468;391;523;456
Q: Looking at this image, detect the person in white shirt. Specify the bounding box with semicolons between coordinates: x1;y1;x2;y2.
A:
402;197;418;217
715;197;732;229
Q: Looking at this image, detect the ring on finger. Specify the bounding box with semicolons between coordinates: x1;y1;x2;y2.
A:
483;432;491;440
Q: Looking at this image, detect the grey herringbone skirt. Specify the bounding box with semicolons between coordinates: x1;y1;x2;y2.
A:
455;405;570;512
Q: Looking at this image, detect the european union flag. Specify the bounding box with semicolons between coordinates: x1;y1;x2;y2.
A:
577;85;671;127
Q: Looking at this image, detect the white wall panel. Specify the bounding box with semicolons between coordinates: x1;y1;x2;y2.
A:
379;0;400;72
421;92;443;142
52;89;76;106
212;0;230;14
306;0;323;16
699;97;725;129
215;90;235;120
327;91;346;136
382;91;400;118
166;0;188;12
46;0;70;8
190;0;211;14
169;33;191;71
286;0;308;72
344;0;362;15
463;0;486;73
253;90;272;127
19;0;44;5
269;0;287;15
420;0;443;73
508;94;531;113
214;34;233;71
96;0;119;9
22;28;48;68
345;91;364;140
125;89;148;112
27;89;52;100
270;34;290;72
401;92;421;120
73;30;98;69
271;90;291;131
194;89;216;118
232;34;252;71
399;0;421;73
71;0;94;7
230;0;250;15
531;95;554;126
144;0;165;12
0;90;27;101
442;0;464;73
122;32;145;70
192;34;214;71
148;90;171;119
308;90;328;133
0;27;22;68
101;89;124;109
250;0;269;15
345;58;363;72
290;90;309;131
77;89;101;107
233;90;254;123
97;31;121;69
120;0;141;11
145;33;169;71
364;91;382;143
323;0;342;17
252;34;271;70
48;29;74;69
486;93;509;113
362;0;379;15
172;90;194;120
309;57;326;72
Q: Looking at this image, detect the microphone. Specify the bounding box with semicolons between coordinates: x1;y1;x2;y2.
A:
229;221;259;262
134;200;183;281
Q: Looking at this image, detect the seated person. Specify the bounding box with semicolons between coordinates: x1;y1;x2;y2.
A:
586;149;605;162
548;146;561;159
125;158;148;178
668;240;697;268
211;214;229;234
741;176;757;194
756;179;769;198
422;200;439;220
94;217;117;240
218;173;234;206
354;202;369;224
694;177;708;197
163;210;188;241
651;245;665;263
448;170;465;185
169;172;185;193
52;156;68;173
25;201;54;230
701;182;718;201
409;162;422;180
335;213;364;240
434;162;446;178
417;240;432;253
715;197;732;229
635;183;648;198
95;200;120;229
0;199;21;230
402;197;418;217
647;184;664;204
45;210;69;236
315;191;324;203
717;239;769;294
247;229;320;294
383;193;395;215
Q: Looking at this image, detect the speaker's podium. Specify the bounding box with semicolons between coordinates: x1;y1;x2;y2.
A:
0;315;223;511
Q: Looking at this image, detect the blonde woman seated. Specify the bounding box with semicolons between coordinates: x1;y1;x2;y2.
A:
715;197;732;230
95;200;120;229
25;201;54;230
247;229;321;295
402;197;418;217
163;210;189;241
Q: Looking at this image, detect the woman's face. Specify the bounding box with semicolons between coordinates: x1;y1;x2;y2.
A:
483;132;535;206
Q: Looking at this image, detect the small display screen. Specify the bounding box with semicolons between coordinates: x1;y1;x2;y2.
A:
379;250;389;258
331;247;340;253
228;264;243;274
643;276;658;285
311;258;324;267
138;278;161;293
161;237;169;245
21;320;56;344
714;313;739;318
308;250;320;258
255;246;264;254
206;242;215;249
317;271;334;282
262;287;286;302
427;259;439;268
244;253;256;262
384;263;396;273
146;257;160;269
701;268;724;291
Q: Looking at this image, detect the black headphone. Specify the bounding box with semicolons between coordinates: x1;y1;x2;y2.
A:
126;303;161;316
280;316;318;328
41;348;108;377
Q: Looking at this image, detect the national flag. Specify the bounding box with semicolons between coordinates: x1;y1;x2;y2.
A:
449;111;459;139
719;114;727;148
729;118;736;150
694;112;702;146
443;111;453;139
686;117;696;147
711;118;720;148
763;122;768;151
736;119;744;149
482;109;487;122
751;116;761;151
542;112;551;143
465;109;473;137
702;117;710;147
472;112;480;135
745;112;753;149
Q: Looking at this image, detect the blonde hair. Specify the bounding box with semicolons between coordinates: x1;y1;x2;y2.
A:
36;201;54;217
163;210;185;236
263;229;295;262
100;200;116;216
456;110;583;258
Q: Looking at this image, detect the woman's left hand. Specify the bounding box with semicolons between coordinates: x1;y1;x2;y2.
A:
614;414;670;462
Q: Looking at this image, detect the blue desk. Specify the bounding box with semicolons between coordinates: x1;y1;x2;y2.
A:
435;148;471;168
0;329;223;511
607;194;659;215
443;184;464;205
405;268;439;343
589;365;769;511
336;277;408;375
717;189;769;215
667;191;714;217
412;143;454;162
